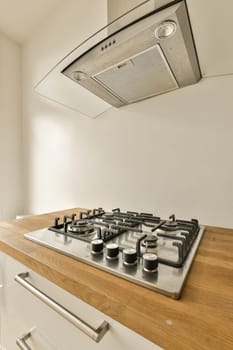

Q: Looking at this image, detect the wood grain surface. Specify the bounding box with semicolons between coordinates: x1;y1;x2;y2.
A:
0;208;232;350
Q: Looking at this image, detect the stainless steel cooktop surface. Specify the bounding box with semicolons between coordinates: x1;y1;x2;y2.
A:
24;208;205;299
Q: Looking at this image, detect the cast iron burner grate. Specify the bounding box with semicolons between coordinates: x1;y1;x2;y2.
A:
48;208;200;267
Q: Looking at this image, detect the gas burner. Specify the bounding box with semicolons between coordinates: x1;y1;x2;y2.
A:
68;221;94;235
164;220;178;228
162;221;179;232
102;213;114;219
164;214;178;229
142;235;158;248
156;228;176;236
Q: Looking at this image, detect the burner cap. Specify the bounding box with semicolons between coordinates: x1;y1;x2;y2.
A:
159;220;179;232
165;220;178;228
75;221;88;226
142;235;158;248
102;213;114;219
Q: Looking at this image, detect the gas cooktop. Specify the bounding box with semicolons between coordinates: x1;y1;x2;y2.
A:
24;208;205;299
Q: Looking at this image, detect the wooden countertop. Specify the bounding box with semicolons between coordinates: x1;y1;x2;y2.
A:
0;208;232;349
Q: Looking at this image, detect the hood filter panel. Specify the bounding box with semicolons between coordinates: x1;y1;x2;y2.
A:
93;44;178;103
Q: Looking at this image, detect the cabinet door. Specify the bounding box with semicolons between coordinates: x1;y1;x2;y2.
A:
2;255;57;349
0;252;5;348
2;254;162;350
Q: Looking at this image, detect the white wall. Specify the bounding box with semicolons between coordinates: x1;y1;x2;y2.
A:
0;33;23;220
22;0;233;228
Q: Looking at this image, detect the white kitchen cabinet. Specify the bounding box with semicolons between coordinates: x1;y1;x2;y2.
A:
0;252;4;349
1;253;162;350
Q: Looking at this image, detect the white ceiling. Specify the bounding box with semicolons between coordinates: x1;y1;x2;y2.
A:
0;0;62;43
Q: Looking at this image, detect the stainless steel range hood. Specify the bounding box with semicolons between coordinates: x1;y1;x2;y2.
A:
62;0;201;108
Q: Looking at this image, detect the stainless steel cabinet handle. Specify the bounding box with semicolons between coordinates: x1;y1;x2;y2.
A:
16;331;32;350
15;272;109;342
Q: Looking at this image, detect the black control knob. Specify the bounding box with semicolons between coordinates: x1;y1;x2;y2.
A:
143;253;158;272
91;239;104;255
123;248;137;266
106;243;119;260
